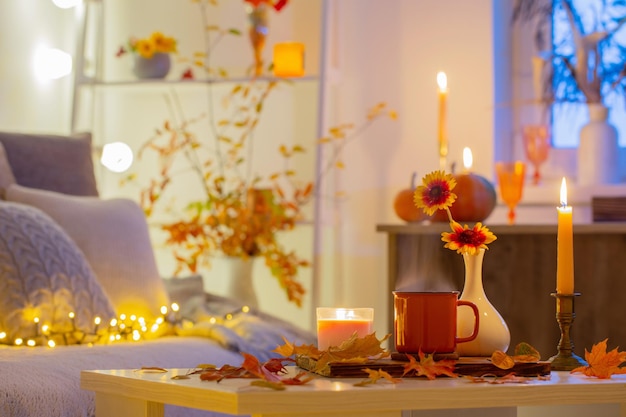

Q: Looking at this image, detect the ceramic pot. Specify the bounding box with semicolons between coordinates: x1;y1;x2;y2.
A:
132;53;171;79
578;103;619;185
456;248;510;357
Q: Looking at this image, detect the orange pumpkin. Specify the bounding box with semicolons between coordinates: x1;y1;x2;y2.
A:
430;173;496;223
394;173;427;223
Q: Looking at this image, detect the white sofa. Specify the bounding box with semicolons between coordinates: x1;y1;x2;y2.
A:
0;131;315;417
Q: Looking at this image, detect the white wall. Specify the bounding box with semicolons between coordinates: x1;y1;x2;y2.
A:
315;0;503;335
0;1;76;133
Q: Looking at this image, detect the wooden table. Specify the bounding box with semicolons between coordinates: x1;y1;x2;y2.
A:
81;367;626;417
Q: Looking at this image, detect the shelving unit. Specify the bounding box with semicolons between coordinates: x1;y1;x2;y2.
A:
69;0;329;330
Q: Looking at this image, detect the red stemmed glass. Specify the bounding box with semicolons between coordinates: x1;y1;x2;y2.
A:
522;124;550;185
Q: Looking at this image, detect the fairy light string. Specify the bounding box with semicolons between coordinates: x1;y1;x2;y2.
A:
0;303;253;348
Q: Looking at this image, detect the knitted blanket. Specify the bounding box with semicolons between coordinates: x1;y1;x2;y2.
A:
0;291;316;417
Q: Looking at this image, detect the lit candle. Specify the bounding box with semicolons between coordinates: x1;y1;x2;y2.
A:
273;42;305;77
556;178;574;294
437;71;448;170
462;147;473;173
316;308;373;350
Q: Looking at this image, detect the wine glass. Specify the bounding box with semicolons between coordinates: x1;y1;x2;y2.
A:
522;124;550;185
495;161;526;225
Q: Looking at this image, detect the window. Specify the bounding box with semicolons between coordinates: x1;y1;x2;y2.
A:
551;0;626;148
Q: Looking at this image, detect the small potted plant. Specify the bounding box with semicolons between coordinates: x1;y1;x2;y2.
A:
117;31;178;79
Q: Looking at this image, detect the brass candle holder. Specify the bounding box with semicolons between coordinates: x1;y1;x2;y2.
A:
549;292;587;371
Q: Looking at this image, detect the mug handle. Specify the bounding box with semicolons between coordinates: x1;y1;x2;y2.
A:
455;300;480;343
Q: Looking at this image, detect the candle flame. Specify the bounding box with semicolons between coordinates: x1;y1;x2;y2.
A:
437;71;447;91
463;147;473;170
560;177;568;206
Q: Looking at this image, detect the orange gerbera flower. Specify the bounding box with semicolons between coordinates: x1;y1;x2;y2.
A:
442;221;497;255
413;170;457;216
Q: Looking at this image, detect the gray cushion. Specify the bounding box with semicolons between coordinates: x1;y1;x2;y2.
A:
5;184;171;320
0;142;16;192
0;201;115;344
0;131;98;196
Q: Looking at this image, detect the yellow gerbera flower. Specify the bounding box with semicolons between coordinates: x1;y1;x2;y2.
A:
135;39;156;59
151;32;177;54
442;221;497;255
413;170;457;216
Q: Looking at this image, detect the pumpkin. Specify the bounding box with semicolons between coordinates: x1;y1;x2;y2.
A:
394;173;427;223
430;172;496;223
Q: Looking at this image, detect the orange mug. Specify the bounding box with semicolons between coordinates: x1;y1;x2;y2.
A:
393;291;479;353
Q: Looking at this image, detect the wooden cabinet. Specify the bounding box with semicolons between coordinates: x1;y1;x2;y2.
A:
377;223;626;358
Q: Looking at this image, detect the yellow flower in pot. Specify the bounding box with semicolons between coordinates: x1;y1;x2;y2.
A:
117;31;178;79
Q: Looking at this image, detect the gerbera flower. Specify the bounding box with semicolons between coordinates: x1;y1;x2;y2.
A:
413;170;457;216
442;221;497;255
134;39;156;59
151;32;177;54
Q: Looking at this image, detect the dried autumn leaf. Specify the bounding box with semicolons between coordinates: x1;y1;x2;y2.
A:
468;373;530;384
274;337;317;357
250;380;286;390
354;368;401;387
513;342;541;362
280;371;315;386
402;351;457;380
571;338;626;379
313;333;391;372
491;350;515;370
139;366;168;373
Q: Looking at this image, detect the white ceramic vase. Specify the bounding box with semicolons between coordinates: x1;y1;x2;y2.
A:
456;248;510;357
578;103;619;186
201;256;258;308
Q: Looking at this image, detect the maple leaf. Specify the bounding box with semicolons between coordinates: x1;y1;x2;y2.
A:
402;351;457;380
313;333;391;372
181;68;194;80
571;338;626;379
354;368;401;387
280;371;315;385
198;364;254;382
273;337;322;359
263;357;293;374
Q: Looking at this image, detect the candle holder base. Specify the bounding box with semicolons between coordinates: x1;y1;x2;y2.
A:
549;292;587;371
548;351;587;371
